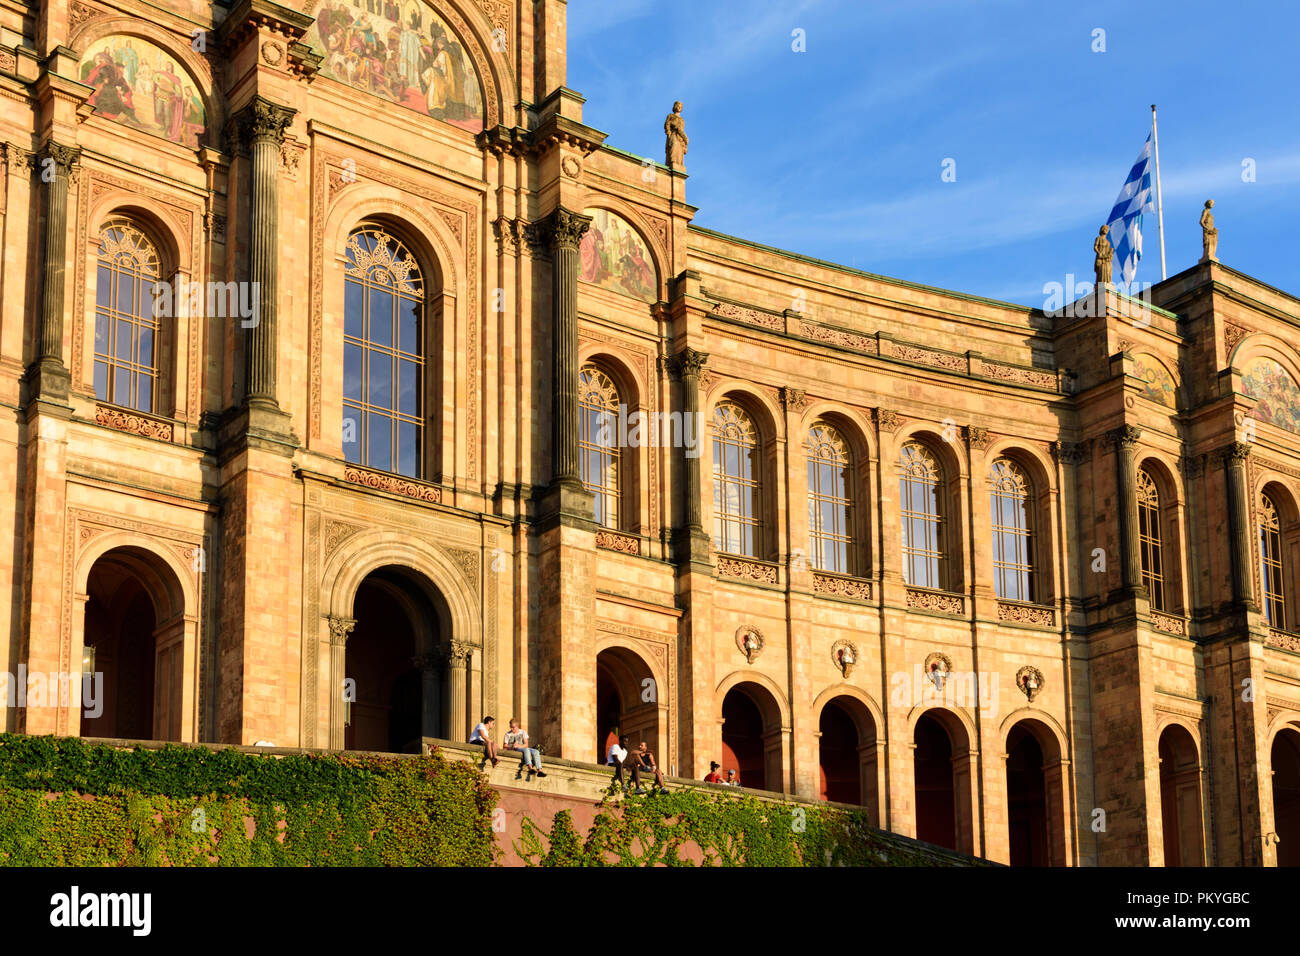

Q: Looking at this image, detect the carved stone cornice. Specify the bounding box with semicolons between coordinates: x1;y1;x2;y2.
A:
326;616;356;646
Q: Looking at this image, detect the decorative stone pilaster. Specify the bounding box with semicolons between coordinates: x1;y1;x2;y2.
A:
534;207;591;489
1108;425;1143;593
325;615;355;749
1222;442;1257;611
232;97;295;411
29;141;80;400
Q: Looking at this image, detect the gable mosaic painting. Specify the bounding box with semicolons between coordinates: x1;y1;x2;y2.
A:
1131;353;1176;408
580;209;656;303
80;37;206;148
1242;356;1300;434
311;0;484;133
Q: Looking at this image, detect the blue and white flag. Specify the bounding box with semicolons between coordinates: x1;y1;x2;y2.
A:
1105;133;1156;286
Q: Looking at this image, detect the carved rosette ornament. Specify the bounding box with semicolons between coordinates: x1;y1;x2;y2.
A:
923;653;953;691
1016;666;1045;702
832;639;859;678
736;625;764;663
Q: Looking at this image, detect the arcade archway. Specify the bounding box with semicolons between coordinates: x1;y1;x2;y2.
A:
595;645;664;764
1158;723;1204;866
1005;718;1067;866
1271;727;1300;866
720;682;784;792
816;694;880;822
913;709;974;853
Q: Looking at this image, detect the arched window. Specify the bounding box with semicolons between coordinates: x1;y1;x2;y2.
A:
579;366;620;528
990;458;1034;602
712;401;761;557
94;218;162;413
1137;468;1165;610
342;226;425;478
1261;492;1286;628
900;442;944;589
807;423;852;573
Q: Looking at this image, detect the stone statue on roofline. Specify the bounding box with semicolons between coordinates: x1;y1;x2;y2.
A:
1200;199;1218;262
665;100;687;168
1094;224;1113;286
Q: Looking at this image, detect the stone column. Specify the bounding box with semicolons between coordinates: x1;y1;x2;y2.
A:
443;641;473;742
1222;441;1256;610
538;207;590;487
677;348;709;531
30;141;80;398
1110;425;1143;592
326;616;355;749
233;97;295;410
415;653;443;740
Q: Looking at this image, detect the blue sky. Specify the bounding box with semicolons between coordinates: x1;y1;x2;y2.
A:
566;0;1300;308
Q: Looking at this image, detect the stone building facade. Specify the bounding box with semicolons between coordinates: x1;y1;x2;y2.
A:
2;0;1299;866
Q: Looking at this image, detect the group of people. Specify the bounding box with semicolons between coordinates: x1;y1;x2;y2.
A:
470;716;547;781
468;715;742;793
81;41;205;147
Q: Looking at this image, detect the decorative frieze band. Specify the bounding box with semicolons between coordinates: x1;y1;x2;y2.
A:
1150;612;1187;636
799;321;878;353
813;571;873;601
997;601;1055;627
709;300;782;331
595;529;640;555
94;404;174;441
716;555;779;585
1268;629;1300;654
906;587;965;616
343;466;442;503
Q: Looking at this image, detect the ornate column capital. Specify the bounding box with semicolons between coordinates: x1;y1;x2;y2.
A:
1051;440;1086;465
779;386;808;412
527;206;591;253
1221;441;1252;464
38;141;81;176
230;96;296;153
1106;424;1143;449
325;615;356;646
669;347;709;380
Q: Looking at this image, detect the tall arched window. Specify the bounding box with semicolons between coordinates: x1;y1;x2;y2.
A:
579;366;620;528
990;458;1034;602
712;401;761;557
1261;492;1286;628
342;226;425;478
808;423;852;573
94;218;162;413
1137;468;1165;610
900;442;944;589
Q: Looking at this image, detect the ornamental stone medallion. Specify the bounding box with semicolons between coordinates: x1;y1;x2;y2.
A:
1017;665;1045;702
736;625;764;663
832;639;859;678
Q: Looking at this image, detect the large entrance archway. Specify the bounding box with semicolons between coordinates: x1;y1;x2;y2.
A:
720;682;784;793
81;546;189;741
1005;718;1067;866
816;694;880;822
1271;727;1300;866
345;566;454;753
913;709;974;853
1158;723;1204;866
595;646;664;765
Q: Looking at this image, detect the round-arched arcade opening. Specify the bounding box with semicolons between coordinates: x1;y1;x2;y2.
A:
720;682;784;793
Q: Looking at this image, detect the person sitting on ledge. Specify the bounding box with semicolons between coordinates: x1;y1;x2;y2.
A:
703;761;722;783
607;733;630;787
470;715;499;767
725;769;739;787
504;717;546;780
630;741;667;794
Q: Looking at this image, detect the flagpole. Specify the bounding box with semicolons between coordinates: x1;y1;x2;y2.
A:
1151;104;1167;280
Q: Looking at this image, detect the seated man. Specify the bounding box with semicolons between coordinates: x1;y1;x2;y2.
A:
630;740;667;794
469;715;499;767
606;733;630;786
504;717;546;780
